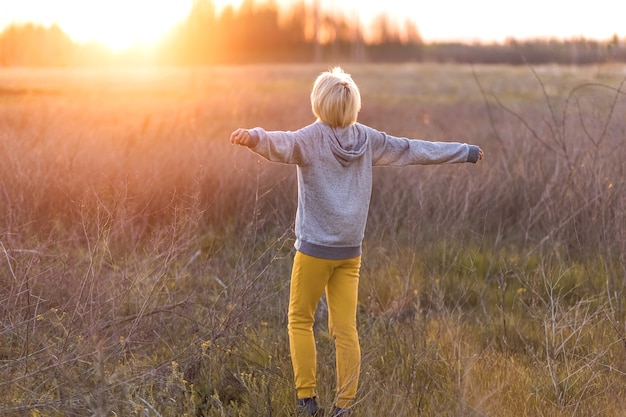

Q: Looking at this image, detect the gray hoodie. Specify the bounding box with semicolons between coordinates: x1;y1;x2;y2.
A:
249;121;480;260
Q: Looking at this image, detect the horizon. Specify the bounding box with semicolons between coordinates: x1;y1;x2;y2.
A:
0;0;624;50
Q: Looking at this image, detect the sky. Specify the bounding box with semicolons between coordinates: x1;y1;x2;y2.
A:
0;0;623;49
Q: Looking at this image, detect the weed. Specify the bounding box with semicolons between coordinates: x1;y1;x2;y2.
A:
1;64;625;416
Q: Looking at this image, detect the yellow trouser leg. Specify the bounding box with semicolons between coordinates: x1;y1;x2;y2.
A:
326;256;361;409
288;251;361;408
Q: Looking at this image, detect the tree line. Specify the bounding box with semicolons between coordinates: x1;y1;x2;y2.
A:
1;0;624;66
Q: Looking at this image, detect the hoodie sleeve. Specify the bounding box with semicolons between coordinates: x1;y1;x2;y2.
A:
248;127;305;164
371;131;478;166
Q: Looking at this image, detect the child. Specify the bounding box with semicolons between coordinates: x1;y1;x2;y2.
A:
230;67;483;417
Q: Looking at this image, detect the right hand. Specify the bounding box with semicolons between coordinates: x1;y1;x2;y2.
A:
230;128;257;147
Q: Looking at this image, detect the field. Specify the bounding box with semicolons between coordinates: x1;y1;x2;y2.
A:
1;63;625;417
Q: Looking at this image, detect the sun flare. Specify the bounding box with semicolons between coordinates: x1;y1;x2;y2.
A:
29;0;194;50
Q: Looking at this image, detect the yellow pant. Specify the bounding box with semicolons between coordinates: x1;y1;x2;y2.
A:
288;251;361;409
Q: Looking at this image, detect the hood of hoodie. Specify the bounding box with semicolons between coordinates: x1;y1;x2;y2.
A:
323;123;368;167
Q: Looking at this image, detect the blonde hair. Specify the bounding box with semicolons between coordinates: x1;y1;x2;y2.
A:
310;67;361;128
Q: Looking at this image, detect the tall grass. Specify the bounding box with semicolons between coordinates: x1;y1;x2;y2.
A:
1;64;625;416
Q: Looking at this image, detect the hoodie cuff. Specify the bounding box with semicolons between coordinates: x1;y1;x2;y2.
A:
467;145;480;163
248;127;264;149
248;128;261;139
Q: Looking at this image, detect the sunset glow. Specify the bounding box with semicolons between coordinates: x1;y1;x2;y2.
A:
1;0;193;50
0;0;623;50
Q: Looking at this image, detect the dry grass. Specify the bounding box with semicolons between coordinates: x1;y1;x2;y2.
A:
1;63;625;416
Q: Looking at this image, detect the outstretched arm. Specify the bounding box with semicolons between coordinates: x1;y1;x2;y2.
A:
373;132;483;166
229;126;308;165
